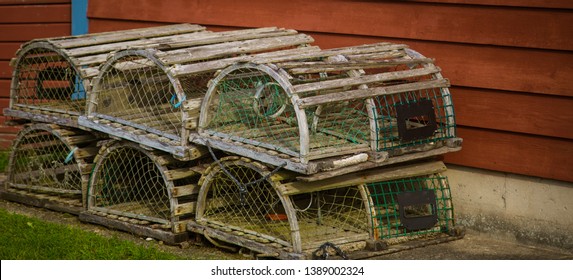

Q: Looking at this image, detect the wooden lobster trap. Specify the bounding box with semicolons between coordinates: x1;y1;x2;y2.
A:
79;140;211;244
79;27;315;160
196;44;462;178
4;24;206;127
188;159;462;259
1;123;98;214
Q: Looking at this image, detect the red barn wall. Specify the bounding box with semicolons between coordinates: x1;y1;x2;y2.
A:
0;0;71;149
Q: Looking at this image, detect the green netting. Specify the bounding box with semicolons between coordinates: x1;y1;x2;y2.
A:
205;68;300;155
367;175;454;240
373;86;456;151
305;100;371;157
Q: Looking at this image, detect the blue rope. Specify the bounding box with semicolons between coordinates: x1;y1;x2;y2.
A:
64;147;78;164
170;93;185;109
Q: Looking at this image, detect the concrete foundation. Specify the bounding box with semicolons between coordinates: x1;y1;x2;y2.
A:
445;164;573;250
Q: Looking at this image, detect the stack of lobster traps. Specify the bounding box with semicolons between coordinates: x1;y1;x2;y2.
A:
2;23;464;259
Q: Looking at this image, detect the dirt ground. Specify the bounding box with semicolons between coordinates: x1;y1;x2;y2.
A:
1;197;571;260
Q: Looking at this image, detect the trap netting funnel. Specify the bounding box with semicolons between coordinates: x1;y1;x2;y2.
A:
3;123;98;212
189;158;458;259
83;141;209;242
80;27;314;159
197;43;462;177
5;24;206;126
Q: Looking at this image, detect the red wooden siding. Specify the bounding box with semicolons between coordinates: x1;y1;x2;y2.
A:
0;0;71;144
86;0;573;182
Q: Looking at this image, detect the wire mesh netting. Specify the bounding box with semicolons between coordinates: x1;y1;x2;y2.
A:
92;53;183;139
12;47;86;114
366;174;454;241
204;67;300;156
303;98;372;158
199;159;293;243
198;158;371;250
290;186;370;250
88;144;173;223
7;126;84;201
372;65;455;152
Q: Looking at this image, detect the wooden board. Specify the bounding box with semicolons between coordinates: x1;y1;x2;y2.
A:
0;43;21;60
88;0;573;51
0;61;11;79
0;23;70;41
78;211;189;245
0;190;82;215
308;32;573;98
444;127;573;183
453;87;573;140
0;0;70;4
0;4;70;23
398;0;573;9
0;79;10;98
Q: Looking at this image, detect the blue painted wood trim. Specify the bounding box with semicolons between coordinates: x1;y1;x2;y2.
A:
71;0;89;35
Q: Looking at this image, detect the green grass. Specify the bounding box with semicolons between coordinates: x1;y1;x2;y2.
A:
0;208;184;260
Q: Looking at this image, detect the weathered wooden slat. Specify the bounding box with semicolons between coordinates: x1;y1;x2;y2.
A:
280;161;447;195
293;65;439;94
283;58;434;74
65;27;296;57
297;78;449;108
171;184;200;197
78;212;188;244
164;167;199;181
157;34;315;65
51;23;206;49
169;46;321;76
8;182;81;195
173;202;197;216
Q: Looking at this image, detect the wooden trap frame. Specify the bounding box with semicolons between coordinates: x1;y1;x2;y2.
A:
197;44;462;179
1;123;98;214
187;158;463;259
4;24;207;127
78;27;315;160
79;140;211;244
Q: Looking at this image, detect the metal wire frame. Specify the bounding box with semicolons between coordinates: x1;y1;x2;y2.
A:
366;174;455;241
371;63;456;152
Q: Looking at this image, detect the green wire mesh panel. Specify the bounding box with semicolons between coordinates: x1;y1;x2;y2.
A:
88;143;174;224
203;67;300;156
92;52;182;140
304;99;371;158
366;174;454;242
11;46;86;115
289;186;370;250
372;64;456;152
197;158;293;245
6;124;96;208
